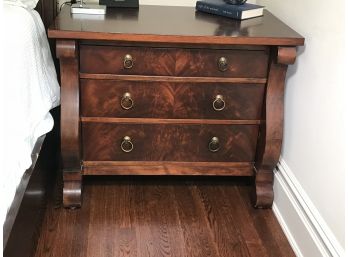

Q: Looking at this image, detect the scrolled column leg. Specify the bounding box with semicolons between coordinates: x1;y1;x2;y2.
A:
253;169;274;208
63;171;82;208
252;46;297;209
57;40;82;208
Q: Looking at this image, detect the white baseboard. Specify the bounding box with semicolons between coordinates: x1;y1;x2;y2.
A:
272;157;345;257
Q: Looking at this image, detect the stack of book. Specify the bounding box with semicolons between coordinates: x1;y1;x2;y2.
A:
196;0;264;20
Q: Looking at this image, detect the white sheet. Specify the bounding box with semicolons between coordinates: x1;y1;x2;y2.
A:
1;4;60;226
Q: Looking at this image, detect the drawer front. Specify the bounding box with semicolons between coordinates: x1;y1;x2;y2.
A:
175;49;269;78
82;123;259;162
80;45;176;75
81;79;265;120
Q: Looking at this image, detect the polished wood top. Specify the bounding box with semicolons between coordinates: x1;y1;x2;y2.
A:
48;5;304;46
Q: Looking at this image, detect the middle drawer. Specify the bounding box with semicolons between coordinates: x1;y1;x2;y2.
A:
81;79;265;120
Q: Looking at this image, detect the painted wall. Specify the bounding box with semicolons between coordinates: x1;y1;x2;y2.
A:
257;0;346;250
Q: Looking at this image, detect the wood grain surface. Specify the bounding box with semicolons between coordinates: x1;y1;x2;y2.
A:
82;123;259;162
56;40;82;207
33;176;296;257
80;45;269;78
51;5;303;209
80;117;261;125
82;161;254;176
80;45;176;76
79;74;267;84
48;6;304;46
253;47;292;208
80;79;265;120
175;48;269;78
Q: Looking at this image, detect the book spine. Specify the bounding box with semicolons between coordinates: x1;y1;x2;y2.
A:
195;1;242;19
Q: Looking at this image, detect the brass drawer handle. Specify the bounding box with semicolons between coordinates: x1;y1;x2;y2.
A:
121;136;133;153
120;92;134;110
123;54;134;69
213;94;225;111
208;137;220;152
217;56;228;72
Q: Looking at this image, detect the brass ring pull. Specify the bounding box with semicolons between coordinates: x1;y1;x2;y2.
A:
217;56;228;72
213;94;225;111
208;137;220;152
123;54;134;69
121;136;133;153
120;92;134;110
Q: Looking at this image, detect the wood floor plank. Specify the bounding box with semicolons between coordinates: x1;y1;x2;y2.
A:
33;177;295;257
69;194;90;257
34;183;90;257
217;184;269;257
130;180;186;257
193;183;252;257
32;202;61;257
236;184;296;257
99;180;136;257
172;182;221;257
86;185;114;257
128;182;155;257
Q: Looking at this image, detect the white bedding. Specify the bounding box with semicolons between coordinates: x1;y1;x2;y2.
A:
1;4;60;226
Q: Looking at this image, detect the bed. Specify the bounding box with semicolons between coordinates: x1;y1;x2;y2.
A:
2;0;59;256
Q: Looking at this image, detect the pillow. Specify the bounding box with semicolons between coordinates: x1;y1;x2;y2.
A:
4;0;39;9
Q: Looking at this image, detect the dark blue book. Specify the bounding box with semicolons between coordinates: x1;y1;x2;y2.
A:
196;0;264;20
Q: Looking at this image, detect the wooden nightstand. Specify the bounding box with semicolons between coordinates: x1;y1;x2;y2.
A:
48;5;304;208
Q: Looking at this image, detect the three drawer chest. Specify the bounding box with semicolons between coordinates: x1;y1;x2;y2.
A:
48;5;304;208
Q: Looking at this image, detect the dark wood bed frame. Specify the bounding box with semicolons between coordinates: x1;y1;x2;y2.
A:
3;1;59;256
35;0;57;30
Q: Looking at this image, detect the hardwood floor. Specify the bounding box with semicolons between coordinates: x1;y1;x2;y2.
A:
34;176;295;257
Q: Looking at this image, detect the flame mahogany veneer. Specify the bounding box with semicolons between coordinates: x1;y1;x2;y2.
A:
48;5;304;208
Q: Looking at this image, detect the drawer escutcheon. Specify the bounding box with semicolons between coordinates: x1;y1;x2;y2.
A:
213;94;226;111
208;137;220;152
121;136;134;153
217;56;228;72
123;54;134;69
120;92;134;110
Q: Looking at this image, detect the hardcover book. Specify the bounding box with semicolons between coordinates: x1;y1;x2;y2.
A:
196;0;264;20
99;0;139;8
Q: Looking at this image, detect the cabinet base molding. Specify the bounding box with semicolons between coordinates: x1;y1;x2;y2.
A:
272;158;345;257
82;161;254;176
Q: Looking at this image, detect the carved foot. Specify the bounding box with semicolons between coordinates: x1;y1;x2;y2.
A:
253;169;274;209
63;172;82;208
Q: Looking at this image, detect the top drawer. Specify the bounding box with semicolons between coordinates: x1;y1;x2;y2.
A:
80;45;269;78
80;45;176;76
176;49;269;78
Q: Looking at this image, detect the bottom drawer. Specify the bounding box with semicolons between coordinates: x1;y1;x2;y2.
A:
82;123;259;162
